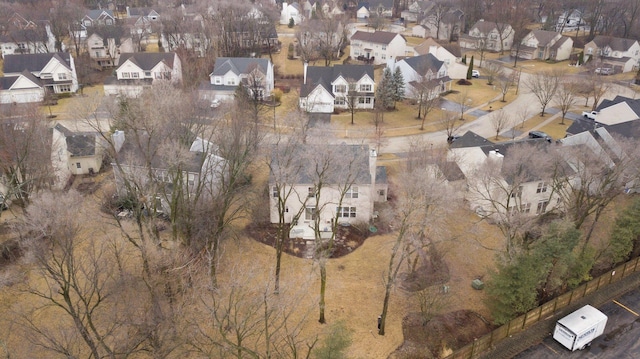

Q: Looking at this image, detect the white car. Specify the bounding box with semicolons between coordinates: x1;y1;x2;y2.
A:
472;70;480;78
210;99;221;108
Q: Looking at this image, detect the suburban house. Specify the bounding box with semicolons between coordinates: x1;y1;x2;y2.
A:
367;0;394;18
125;7;161;36
86;27;134;68
356;2;370;19
556;9;587;33
459;19;514;52
350;30;408;65
565;96;640;137
402;1;435;23
584;36;640;73
514;29;573;61
280;2;303;25
3;52;78;94
412;37;466;78
417;8;465;41
0;28;54;58
199;57;274;102
71;10;117;40
299;64;375;113
0;70;45;104
104;52;182;97
450;139;562;219
159;7;209;57
111;130;226;214
388;54;452;99
269;144;388;240
52;124;105;183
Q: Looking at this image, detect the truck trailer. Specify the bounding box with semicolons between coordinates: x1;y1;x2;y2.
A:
553;305;608;351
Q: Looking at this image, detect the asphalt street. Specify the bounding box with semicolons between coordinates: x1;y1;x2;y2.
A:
515;286;640;358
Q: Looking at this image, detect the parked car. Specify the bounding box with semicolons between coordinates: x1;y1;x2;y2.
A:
529;131;551;142
582;110;598;120
210;99;221;108
472;70;480;78
595;67;613;75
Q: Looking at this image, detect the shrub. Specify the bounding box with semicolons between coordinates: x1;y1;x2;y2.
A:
456;79;472;86
272;88;283;103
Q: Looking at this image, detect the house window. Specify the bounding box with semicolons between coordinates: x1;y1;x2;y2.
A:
95;51;100;57
215;77;222;84
381;46;386;50
308;187;315;198
358;97;372;104
227;79;235;85
122;72;130;78
305;206;317;221
336;206;356;218
58;85;71;92
272;186;278;198
381;54;386;59
378;189;385;196
106;19;113;25
335;84;346;93
188;174;195;187
41;73;52;79
145;71;151;77
76;163;81;168
536;200;549;215
132;72;139;78
536;182;548;193
360;84;372;92
346;186;359;198
57;73;67;80
334;97;345;105
511;185;523;198
521;203;531;213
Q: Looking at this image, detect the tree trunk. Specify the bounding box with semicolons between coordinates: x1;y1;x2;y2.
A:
319;263;327;323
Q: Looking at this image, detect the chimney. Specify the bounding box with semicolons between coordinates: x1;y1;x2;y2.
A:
303;62;308;84
112;130;125;153
283;2;288;11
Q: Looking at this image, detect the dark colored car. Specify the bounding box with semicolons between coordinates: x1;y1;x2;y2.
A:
529;131;551;142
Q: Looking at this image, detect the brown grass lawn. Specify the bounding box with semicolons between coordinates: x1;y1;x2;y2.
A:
538;118;574;139
42;85;105;120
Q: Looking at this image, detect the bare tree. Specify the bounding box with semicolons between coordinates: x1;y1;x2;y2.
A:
454;90;470;121
490;109;511;140
411;76;441;130
484;62;503;86
525;70;561;116
517;107;532;129
441;109;463;144
497;72;515;102
554;81;578;125
378;142;457;335
344;78;362;125
588;73;612;111
0;105;54;211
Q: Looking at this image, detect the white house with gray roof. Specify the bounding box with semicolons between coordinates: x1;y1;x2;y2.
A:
52;124;105;184
199;57;274;102
299;64;375;113
388;53;451;100
459;19;514;52
3;52;78;94
280;2;303;25
584;36;640;73
349;30;408;65
269;144;388;239
104;52;181;97
0;70;44;104
514;30;573;61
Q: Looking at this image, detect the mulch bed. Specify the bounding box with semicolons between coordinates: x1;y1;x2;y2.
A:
245;222;369;258
392;310;494;359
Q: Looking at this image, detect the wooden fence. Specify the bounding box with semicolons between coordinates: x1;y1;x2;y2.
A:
443;256;640;359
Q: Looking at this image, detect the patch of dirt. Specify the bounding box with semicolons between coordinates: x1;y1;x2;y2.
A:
245;223;370;258
398;255;450;292
391;310;494;359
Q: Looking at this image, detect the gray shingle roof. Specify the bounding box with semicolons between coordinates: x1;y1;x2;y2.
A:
3;52;72;74
269;144;373;185
592;35;638;52
469;19;509;34
530;29;559;47
86;9;115;21
402;53;444;75
300;64;374;97
210;57;270;77
350;30;404;45
54;124;98;157
0;70;42;90
117;52;176;69
0;28;47;43
449;131;492;148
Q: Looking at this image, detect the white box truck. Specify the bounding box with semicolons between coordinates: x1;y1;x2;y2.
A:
553;305;608;351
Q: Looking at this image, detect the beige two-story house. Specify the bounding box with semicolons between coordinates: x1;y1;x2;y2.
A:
459;19;514;52
515;29;573;61
104;52;182;97
584;35;640;73
350;30;408;65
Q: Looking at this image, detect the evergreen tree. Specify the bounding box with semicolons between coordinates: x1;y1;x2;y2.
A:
607;198;640;265
466;56;475;80
462;54;467;64
391;67;405;107
288;17;295;28
578;51;584;66
376;68;394;110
